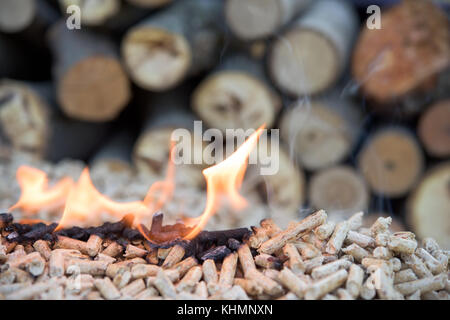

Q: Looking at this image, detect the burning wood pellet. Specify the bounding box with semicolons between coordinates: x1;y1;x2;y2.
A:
0;210;448;300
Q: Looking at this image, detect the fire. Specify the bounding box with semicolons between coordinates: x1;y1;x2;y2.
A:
183;126;265;240
56;168;149;230
9;166;74;214
9;126;265;241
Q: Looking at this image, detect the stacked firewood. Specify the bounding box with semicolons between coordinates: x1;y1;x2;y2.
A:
0;210;448;300
0;0;449;251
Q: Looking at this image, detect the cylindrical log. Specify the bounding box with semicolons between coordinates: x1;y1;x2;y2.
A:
192;54;281;133
418;100;450;158
352;0;450;105
309;166;369;217
48;21;131;122
358;127;424;197
58;0;120;26
407;162;450;250
255;142;305;227
121;0;223;91
280;97;362;171
225;0;311;40
269;0;358;96
133;89;208;188
0;0;35;33
0;80;110;161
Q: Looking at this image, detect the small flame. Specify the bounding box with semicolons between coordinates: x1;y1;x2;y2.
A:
56;168;149;230
183;126;265;240
9;166;74;214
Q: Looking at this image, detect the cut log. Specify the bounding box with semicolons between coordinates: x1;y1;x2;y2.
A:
268;0;358;96
358;127;424;198
133;89;209;188
58;0;120;26
225;0;311;40
0;80;48;155
192;54;281;133
352;0;450;105
254;142;305;227
125;0;172;8
418;99;450;158
48;21;131;122
407;162;450;249
121;0;223;91
309;166;369;217
279;96;362;171
0;80;111;161
0;0;35;33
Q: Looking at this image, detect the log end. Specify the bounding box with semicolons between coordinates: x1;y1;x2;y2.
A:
192;71;280;132
0;0;35;33
309;166;369;216
225;0;282;40
58;56;131;122
358;128;424;197
270;29;340;96
280;101;354;171
352;0;450;103
407;163;450;250
122;27;192;91
0;80;49;155
418;99;450;158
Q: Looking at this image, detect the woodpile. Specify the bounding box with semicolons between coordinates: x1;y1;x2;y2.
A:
0;210;448;300
0;0;449;286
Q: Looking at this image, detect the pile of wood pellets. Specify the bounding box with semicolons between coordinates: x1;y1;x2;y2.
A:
0;210;449;300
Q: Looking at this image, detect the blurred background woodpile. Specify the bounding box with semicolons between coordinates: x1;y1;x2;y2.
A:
0;0;449;248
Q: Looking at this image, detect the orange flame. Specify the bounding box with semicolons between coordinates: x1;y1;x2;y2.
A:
9;166;74;214
56;168;149;230
183;126;265;240
9;126;265;242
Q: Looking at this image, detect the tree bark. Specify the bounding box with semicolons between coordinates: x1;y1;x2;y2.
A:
358;127;424;198
48;21;131;122
121;0;223;91
192;53;281;133
269;0;358;96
